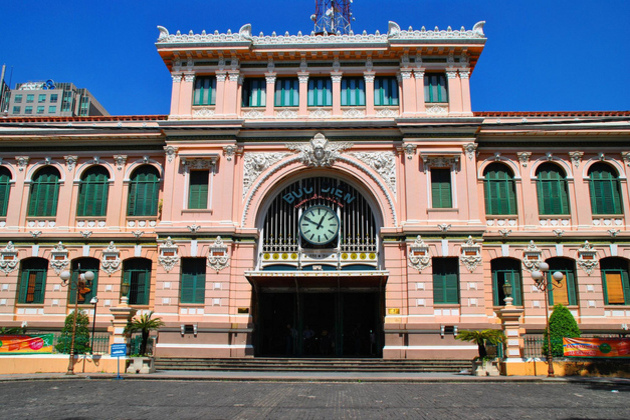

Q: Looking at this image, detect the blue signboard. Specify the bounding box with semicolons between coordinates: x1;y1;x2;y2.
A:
110;343;127;357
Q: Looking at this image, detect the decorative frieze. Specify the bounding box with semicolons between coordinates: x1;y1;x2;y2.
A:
242;152;291;198
374;108;398;118
342;108;366;118
0;242;19;275
101;242;121;275
539;219;570;227
180;156;218;169
426;105;448;115
348;151;397;194
286;133;352;168
193;108;216;118
276;109;298;119
242;109;265;119
577;241;598;275
592;218;623;226
460;236;482;272
486;219;517;227
158;237;180;273
207;236;230;272
408;236;431;272
309;108;332;118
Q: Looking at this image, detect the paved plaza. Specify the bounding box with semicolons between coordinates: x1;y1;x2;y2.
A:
0;379;628;419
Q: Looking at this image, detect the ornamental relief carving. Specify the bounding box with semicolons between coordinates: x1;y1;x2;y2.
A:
408;236;431;272
286;133;352;169
158;237;179;273
522;240;542;272
459;236;482;273
49;242;70;275
0;242;19;275
242;152;291;198
101;242;121;275
207;236;230;272
577;241;598;276
348;151;397;195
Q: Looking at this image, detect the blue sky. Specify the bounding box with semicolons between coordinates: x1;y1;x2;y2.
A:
2;0;628;115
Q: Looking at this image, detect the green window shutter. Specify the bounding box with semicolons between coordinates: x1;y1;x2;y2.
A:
181;258;206;304
589;164;622;215
243;79;266;107
274;78;299;107
424;74;448;103
307;78;332;107
18;259;47;304
0;170;11;217
193;77;216;106
28;167;60;217
431;168;452;208
536;164;569;215
188;171;209;209
125;261;151;306
433;258;459;304
128;166;160;217
374;77;399;106
78;167;109;217
484;164;516;216
341;77;365;106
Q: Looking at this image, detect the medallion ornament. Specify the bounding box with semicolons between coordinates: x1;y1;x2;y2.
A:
286;133;352;168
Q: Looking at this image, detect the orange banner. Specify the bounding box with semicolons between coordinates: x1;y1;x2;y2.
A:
564;337;630;358
0;334;54;354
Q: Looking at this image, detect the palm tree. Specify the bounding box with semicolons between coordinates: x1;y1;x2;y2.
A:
124;311;164;356
456;329;506;359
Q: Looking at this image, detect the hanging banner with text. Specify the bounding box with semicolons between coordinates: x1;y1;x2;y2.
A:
0;334;54;354
563;337;630;358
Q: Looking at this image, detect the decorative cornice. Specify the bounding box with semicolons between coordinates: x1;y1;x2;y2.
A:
156;21;485;45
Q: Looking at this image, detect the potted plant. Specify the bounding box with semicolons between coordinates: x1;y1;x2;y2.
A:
124;311;164;374
456;329;506;376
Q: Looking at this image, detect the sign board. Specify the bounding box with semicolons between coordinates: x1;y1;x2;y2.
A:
110;343;127;357
564;337;630;358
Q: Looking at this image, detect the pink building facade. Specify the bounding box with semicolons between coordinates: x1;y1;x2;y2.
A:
0;21;629;360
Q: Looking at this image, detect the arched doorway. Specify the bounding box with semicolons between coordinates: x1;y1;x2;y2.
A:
249;175;385;358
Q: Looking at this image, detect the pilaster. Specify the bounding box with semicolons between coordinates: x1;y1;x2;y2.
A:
331;72;342;117
413;69;425;115
265;73;276;117
298;72;309;117
446;70;462;115
169;72;183;118
399;70;415;116
364;71;375;117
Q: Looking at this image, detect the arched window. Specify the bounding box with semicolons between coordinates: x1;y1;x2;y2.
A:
28;167;61;217
536;163;569;215
77;166;110;217
483;163;517;215
68;258;100;305
122;258;152;305
491;258;523;306
0;167;12;217
127;165;160;217
18;258;48;304
600;258;630;305
546;258;578;306
588;163;623;215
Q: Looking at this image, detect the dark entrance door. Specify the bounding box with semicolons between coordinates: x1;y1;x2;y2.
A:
255;290;382;358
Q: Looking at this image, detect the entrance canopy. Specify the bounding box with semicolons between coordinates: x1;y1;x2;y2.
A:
245;270;388;291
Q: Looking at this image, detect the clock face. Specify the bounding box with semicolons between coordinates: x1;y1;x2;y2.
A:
299;205;340;246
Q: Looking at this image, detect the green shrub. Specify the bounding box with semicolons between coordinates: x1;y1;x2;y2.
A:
456;329;506;359
55;310;91;354
542;304;581;357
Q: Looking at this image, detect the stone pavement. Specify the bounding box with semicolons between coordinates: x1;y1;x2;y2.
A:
0;376;628;419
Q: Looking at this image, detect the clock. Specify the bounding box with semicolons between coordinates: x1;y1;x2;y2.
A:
299;205;340;246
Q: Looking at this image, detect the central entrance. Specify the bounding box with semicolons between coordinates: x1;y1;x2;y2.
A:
255;289;383;358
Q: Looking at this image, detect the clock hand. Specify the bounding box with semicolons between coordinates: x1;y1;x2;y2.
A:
316;214;326;229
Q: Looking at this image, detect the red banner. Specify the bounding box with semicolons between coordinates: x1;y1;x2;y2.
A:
0;334;54;354
564;337;630;358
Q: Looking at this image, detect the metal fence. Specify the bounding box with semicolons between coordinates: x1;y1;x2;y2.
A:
9;331;111;355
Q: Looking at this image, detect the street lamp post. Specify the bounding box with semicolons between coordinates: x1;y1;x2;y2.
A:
530;262;564;378
60;266;95;375
90;296;98;354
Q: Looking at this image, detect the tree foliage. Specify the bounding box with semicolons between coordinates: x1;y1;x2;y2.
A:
55;310;91;354
456;329;506;359
542;304;581;357
124;311;164;356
